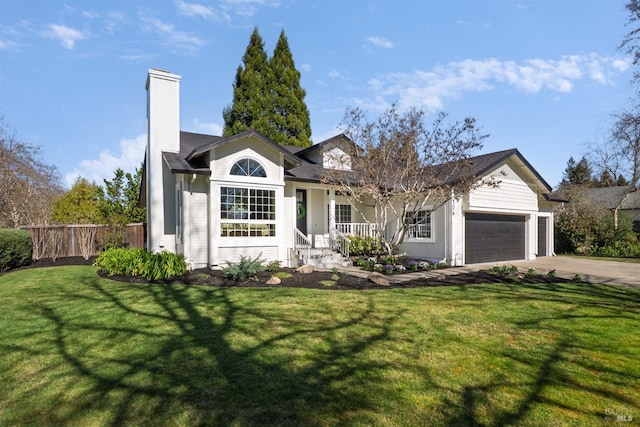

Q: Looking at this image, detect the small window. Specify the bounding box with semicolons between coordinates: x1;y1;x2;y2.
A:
335;204;352;224
406;210;432;240
230;158;266;177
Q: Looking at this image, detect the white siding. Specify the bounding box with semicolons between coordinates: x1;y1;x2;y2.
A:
206;135;287;267
398;203;447;261
218;246;278;266
186;176;209;268
468;163;538;212
211;137;283;185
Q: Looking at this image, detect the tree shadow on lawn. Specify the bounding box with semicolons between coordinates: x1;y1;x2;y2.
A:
421;283;640;426
31;277;401;426
11;269;640;426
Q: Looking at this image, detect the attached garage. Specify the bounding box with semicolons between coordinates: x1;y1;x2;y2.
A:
465;213;526;264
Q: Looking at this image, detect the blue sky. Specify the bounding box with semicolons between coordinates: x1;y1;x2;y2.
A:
0;0;634;189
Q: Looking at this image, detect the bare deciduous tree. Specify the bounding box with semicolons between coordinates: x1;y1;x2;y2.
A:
75;225;98;260
0;118;63;228
621;0;640;82
324;104;492;255
610;109;640;187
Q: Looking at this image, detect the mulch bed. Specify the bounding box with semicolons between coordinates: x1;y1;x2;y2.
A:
18;256;575;290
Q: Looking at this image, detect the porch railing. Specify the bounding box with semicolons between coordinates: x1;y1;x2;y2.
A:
330;227;351;260
294;228;311;264
335;223;378;238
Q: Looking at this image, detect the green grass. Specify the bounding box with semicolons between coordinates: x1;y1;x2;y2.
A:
1;266;639;426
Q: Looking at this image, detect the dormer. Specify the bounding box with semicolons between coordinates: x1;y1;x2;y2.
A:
295;134;354;171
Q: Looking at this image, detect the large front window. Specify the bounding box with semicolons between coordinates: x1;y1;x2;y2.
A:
220;187;275;237
406;210;432;240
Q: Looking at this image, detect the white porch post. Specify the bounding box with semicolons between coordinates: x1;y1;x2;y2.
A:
328;189;336;232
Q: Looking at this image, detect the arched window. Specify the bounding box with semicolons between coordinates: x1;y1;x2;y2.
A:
230;158;266;177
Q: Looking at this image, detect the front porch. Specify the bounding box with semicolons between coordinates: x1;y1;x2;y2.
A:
289;185;378;267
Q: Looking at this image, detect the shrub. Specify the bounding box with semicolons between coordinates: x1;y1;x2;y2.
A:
273;271;292;279
97;226;129;251
266;260;281;272
490;264;518;276
348;235;382;256
93;248;187;280
0;229;33;272
592;240;640;258
223;254;265;281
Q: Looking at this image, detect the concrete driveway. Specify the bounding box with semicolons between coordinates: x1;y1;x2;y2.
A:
487;256;640;288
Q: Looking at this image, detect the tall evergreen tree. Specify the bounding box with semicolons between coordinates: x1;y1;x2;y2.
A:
223;28;312;146
560;156;593;186
223;27;275;137
269;29;312;147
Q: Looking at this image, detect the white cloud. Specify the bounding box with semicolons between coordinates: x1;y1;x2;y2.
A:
45;24;87;49
64;134;146;188
175;0;230;21
0;39;18;50
365;36;394;49
328;68;347;80
192;118;223;135
143;18;204;55
105;12;125;32
364;54;630;112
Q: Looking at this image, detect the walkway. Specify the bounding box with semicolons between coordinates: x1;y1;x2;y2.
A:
332;256;640;288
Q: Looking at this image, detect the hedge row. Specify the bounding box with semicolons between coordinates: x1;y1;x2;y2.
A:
0;229;33;272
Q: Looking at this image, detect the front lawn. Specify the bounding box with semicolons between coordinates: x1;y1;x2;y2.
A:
1;266;639;426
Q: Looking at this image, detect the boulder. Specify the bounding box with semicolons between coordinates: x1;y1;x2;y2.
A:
368;272;390;286
266;276;281;285
296;264;314;274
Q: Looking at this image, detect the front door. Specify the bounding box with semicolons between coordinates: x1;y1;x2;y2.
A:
296;189;307;235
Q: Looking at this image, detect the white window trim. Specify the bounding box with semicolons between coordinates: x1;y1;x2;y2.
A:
219;185;276;238
405;210;435;243
229;157;268;178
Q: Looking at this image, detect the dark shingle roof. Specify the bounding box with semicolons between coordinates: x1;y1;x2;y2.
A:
160;131;553;197
583;186;640;210
162;130;301;175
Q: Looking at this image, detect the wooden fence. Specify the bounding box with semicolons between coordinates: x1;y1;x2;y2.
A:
20;223;146;260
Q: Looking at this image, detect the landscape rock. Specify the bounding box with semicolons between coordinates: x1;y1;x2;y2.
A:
296;264;314;274
266;276;281;285
368;272;390;286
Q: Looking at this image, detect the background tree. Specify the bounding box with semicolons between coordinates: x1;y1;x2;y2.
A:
0;118;62;227
101;166;146;225
554;185;639;255
325;104;490;255
560;156;593;187
609;109;640;187
621;0;640;82
269;29;312;147
223;27;275;138
51;177;104;224
223;27;311;146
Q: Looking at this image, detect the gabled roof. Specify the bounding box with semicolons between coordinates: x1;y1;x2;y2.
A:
294;133;355;160
185;129;300;167
460;148;553;193
162;129;301;175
